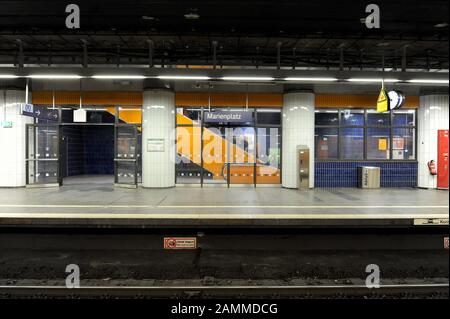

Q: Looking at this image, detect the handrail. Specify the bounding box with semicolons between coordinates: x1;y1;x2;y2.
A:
26;158;59;162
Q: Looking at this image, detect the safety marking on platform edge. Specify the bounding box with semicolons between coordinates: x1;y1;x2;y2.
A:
414;218;450;226
0;204;448;209
0;213;448;220
158;205;449;209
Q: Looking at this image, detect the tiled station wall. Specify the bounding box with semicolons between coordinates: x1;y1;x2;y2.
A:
61;126;114;177
82;126;114;175
61;126;83;177
60;109;115;177
315;162;418;188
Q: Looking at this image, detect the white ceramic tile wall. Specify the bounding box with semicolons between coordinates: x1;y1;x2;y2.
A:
417;95;449;189
282;92;315;189
142;90;176;188
0;90;33;187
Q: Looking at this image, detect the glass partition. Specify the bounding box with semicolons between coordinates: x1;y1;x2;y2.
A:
202;126;228;185
315;127;339;160
367;128;391;160
257;127;281;184
26;124;60;186
341;128;364;160
228;126;256;185
175;107;282;186
114;124;138;187
315;109;417;161
176;126;202;184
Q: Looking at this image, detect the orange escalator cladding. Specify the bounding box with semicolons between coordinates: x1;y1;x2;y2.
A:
106;107;142;124
176;114;280;184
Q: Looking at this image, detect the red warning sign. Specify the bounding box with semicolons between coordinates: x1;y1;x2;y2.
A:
444;237;449;250
164;237;198;250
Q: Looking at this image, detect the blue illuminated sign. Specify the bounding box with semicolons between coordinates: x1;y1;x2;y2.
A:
21;104;59;121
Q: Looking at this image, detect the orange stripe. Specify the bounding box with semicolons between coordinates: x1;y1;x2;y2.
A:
32;92;419;109
175;93;283;107
316;94;419;109
32;91;143;105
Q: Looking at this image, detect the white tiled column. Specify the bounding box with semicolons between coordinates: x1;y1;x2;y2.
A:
142;90;176;188
282;92;315;189
0;90;33;187
418;95;449;189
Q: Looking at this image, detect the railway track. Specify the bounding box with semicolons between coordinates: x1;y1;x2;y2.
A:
0;284;448;299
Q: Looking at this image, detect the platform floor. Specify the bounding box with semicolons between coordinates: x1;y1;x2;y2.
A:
0;176;448;227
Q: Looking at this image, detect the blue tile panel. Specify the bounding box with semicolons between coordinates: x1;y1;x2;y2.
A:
62;126;84;176
62;126;114;176
82;126;114;175
315;162;418;188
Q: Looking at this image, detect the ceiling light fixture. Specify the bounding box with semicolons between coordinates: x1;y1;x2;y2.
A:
28;75;83;80
408;79;449;84
92;75;146;80
347;78;400;83
184;9;200;20
157;76;211;81
221;77;275;82
0;74;19;79
285;77;338;82
434;23;449;28
184;13;200;19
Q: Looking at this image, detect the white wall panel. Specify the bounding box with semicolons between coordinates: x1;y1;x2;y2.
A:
142;90;176;188
282;92;315;188
0;90;33;187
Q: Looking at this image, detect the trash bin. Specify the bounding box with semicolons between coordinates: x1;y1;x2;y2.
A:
358;166;381;189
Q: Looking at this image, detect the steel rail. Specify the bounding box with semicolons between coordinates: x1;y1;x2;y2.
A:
0;284;448;298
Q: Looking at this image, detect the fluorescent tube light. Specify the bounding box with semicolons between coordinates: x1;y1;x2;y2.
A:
157;76;211;80
28;75;83;80
0;74;19;79
347;78;400;83
408;79;449;84
285;77;338;82
92;75;146;80
221;76;275;81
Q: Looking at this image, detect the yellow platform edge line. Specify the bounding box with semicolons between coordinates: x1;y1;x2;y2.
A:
0;205;448;209
0;213;448;220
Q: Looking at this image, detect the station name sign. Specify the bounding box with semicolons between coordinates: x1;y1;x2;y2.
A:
204;111;253;124
21;104;59;121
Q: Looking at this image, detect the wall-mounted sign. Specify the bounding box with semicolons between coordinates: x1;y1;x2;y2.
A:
21;103;34;115
1;121;13;128
204;111;253;124
393;150;405;160
147;139;165;152
393;137;405;150
73;109;87;123
21;104;59;121
378;138;388;151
